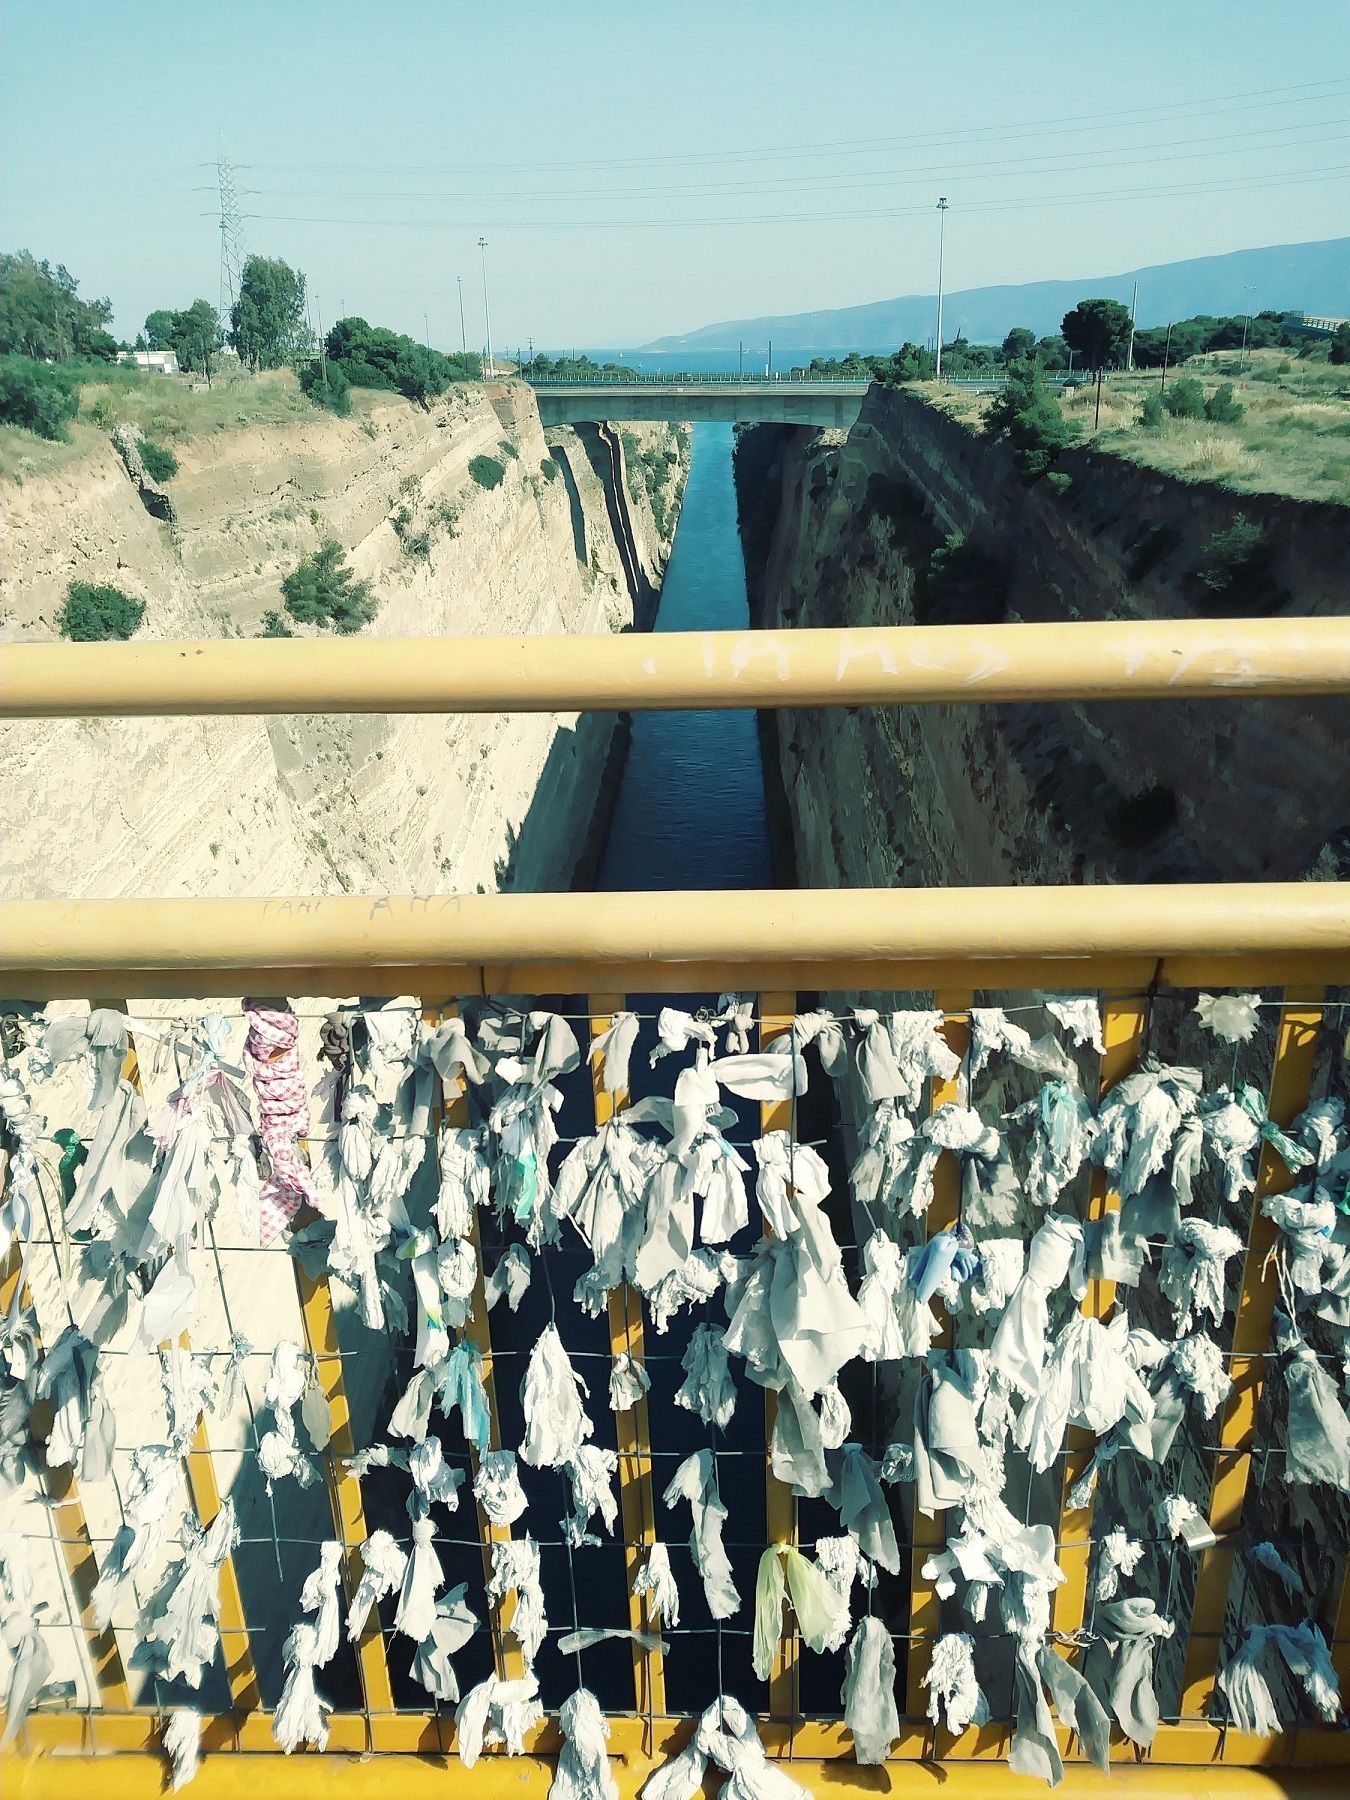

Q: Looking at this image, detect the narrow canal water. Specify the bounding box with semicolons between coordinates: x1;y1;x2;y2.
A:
594;421;775;891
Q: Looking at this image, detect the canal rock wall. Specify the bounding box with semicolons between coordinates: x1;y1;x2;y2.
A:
736;388;1350;890
1;382;688;899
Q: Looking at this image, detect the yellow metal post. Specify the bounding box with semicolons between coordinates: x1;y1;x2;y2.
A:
906;993;970;1726
283;1008;394;1731
1178;993;1325;1717
0;1242;133;1713
109;1009;261;1727
430;1004;525;1684
759;992;800;1731
1053;993;1149;1642
589;996;666;1737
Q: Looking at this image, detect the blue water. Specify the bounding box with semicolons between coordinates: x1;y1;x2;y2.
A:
595;422;774;892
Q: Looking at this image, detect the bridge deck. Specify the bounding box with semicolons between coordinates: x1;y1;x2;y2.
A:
530;377;870;425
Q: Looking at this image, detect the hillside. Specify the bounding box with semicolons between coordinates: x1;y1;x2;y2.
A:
646;235;1350;351
1;373;688;899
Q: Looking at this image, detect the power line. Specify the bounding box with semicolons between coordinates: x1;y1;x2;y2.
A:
237;162;1350;233
230;76;1350;178
234;118;1350;208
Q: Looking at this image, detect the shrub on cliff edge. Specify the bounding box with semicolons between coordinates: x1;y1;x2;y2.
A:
469;454;506;490
281;539;375;633
58;580;145;640
984;364;1079;483
0;354;80;439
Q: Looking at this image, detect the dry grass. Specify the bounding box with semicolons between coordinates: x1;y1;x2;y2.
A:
0;365;400;484
927;350;1350;505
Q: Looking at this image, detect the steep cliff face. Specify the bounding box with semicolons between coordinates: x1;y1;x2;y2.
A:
1;382;687;898
738;390;1349;889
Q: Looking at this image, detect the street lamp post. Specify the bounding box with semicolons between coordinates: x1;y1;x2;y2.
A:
934;197;949;382
478;237;494;378
457;275;467;355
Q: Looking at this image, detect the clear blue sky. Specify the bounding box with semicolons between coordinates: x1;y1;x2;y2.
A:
4;0;1348;350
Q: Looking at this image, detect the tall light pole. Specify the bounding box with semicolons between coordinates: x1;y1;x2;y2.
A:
478;237;494;378
457;275;467;354
424;311;430;350
1126;279;1139;372
934;197;949;382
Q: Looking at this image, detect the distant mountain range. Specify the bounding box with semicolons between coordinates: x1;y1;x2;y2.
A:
644;237;1350;352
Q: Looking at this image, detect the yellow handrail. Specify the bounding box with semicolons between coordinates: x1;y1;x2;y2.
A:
3;617;1349;717
3;883;1347;1000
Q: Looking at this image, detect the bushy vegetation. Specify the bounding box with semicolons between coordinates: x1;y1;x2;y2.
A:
540;456;559;481
984;363;1079;482
58;580;145;640
280;539;375;633
619;430;682;537
1133;309;1328;368
231;256;310;371
299;360;352;414
805;305;1332;390
141;298;221;377
259;610;293;636
915;531;1009;625
1163;377;1206;419
0;252;118;361
1188;514;1285;615
469;454;506;489
1204;381;1244;425
0;355;80;438
321;316;480;407
522;352;637;379
138;438;179;481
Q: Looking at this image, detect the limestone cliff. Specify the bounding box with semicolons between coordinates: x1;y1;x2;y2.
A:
737;389;1349;890
1;381;687;899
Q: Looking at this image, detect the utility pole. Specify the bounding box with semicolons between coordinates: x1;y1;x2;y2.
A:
215;137;247;331
1238;311;1251;373
768;337;773;379
424;312;431;350
478;237;494;378
457;275;467;354
934;196;949;381
1160;321;1174;394
315;297;326;381
1126;279;1139;372
738;340;744;377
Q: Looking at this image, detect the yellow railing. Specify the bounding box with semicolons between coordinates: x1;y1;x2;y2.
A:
3;619;1350;1795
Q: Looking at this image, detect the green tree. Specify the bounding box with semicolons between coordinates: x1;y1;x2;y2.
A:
1062;297;1133;427
281;539;375;632
1035;333;1069;370
1061;298;1133;371
0;355;80;438
58;581;145;640
1331;322;1350;366
143;309;177;351
0;251;117;360
323;315;480;404
1000;327;1037;364
230;256;309;370
169;299;221;377
985;363;1079;483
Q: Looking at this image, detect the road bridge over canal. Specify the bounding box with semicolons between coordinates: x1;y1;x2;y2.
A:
529;375;869;427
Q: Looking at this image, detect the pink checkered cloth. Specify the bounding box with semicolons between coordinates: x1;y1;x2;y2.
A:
243;1001;319;1244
